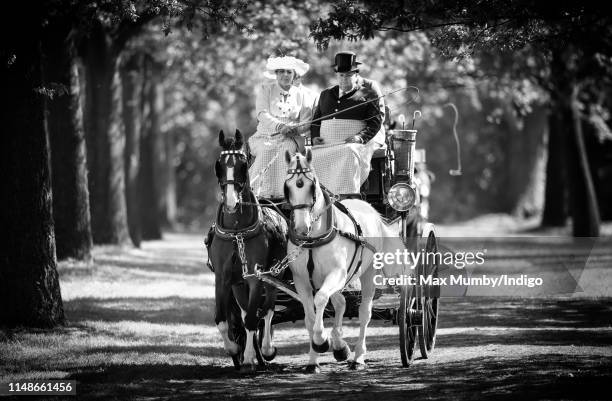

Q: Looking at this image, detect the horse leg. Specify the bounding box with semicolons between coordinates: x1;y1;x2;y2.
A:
329;291;351;362
293;277;321;373
215;260;239;356
239;280;263;372
351;266;376;370
261;283;277;361
312;268;346;352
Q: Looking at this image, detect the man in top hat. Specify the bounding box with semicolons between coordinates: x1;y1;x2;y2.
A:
308;51;386;195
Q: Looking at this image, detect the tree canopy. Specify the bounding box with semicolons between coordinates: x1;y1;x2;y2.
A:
310;1;611;56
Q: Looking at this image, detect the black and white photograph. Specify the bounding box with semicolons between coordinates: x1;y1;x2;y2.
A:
1;1;611;400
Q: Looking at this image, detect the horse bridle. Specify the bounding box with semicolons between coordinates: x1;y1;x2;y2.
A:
216;150;249;208
284;162;318;212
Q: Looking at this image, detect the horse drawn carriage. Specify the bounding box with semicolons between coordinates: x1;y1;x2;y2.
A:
209;111;443;371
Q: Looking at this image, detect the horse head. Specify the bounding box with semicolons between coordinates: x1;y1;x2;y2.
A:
215;129;248;213
283;149;320;235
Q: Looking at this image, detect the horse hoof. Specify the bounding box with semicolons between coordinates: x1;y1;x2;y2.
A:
262;346;277;361
311;338;330;353
348;361;367;371
333;344;351;362
240;363;256;373
230;353;242;371
305;364;321;374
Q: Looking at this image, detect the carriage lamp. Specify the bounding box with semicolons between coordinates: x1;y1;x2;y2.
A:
387;182;417;211
391;129;417;185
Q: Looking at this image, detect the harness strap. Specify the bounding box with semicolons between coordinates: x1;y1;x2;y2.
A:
333;202;378;289
288;187;378;292
333;201;363;237
213;190;263;241
307;249;317;292
258;274;300;300
258;200;290;224
337;230;377;254
343;239;362;289
288;191;336;247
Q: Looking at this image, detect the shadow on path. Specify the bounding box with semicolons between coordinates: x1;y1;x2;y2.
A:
66;354;612;401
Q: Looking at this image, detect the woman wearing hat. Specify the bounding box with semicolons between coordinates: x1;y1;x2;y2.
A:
248;56;315;199
309;51;386;195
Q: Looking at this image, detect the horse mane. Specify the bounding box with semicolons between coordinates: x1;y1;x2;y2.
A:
220;138;242;151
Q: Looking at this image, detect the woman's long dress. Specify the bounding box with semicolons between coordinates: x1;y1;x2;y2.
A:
248;81;314;198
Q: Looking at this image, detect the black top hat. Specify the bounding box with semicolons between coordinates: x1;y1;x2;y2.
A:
332;51;362;73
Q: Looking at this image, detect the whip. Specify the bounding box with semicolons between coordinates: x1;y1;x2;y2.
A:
271;86;420;136
444;103;462;176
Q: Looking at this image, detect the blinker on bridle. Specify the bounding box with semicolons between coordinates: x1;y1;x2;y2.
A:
216;149;250;213
217;150;248;188
285;165;318;211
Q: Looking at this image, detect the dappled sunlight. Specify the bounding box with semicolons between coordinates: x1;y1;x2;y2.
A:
4;0;612;398
58;233;214;301
3;233;612;397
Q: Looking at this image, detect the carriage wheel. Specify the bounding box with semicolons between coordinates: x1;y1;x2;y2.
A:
417;231;440;358
398;284;418;367
398;211;419;367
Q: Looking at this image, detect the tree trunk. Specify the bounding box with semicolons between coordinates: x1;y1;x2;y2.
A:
500;101;547;217
121;54;144;247
43;27;93;261
154;75;177;229
163;129;178;228
570;84;601;236
541;49;570;227
152;68;169;229
82;21;131;245
0;36;65;328
139;56;163;239
509;105;548;218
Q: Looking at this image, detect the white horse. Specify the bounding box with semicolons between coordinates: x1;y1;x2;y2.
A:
283;149;402;372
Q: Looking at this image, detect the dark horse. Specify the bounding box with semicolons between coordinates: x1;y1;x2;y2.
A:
208;129;287;371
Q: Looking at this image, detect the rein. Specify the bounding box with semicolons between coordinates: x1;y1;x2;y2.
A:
285;165;319;212
270;86;420;137
216;149;248;188
283;165;378;292
288;190;336;248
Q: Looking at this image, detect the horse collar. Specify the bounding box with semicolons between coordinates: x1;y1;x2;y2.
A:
214;191;262;241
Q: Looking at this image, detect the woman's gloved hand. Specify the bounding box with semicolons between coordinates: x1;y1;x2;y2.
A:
278;123;298;137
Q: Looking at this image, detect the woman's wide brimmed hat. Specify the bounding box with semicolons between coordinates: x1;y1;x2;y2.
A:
263;56;310;79
332;51;362;73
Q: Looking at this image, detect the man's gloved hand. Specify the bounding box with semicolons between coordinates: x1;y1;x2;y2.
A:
312;137;325;145
345;135;365;144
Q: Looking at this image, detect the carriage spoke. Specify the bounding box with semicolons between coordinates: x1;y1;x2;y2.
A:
427;299;437;318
